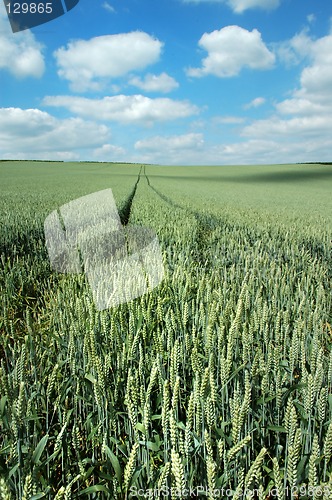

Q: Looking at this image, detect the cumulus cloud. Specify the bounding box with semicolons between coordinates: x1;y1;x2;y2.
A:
54;32;163;92
274;29;313;66
133;133;204;164
297;34;332;102
0;107;110;159
0;12;44;78
187;26;275;78
129;73;179;93
227;0;280;12
267;33;332;119
160;30;332;166
244;97;266;109
43;94;199;125
135;135;331;166
229;137;332;165
93;144;126;160
242;115;332;139
133;133;301;166
235;33;332;163
182;0;280;13
276;99;327;116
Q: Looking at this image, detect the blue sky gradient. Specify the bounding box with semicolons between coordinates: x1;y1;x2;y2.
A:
1;0;331;164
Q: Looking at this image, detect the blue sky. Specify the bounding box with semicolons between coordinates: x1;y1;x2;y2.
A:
1;0;331;164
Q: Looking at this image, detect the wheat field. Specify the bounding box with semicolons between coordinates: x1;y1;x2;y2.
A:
0;161;331;499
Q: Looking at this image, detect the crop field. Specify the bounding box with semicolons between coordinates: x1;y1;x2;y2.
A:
0;160;331;499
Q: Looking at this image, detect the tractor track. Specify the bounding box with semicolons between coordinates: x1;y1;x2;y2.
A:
118;165;142;226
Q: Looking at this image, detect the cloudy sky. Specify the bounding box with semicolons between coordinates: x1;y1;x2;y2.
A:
0;0;331;165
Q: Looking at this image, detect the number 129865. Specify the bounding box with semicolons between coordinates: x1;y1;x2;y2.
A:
6;3;53;14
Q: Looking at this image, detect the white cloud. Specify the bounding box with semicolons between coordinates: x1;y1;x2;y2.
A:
3;150;81;161
242;115;332;139
235;33;332;161
93;144;126;160
132;133;295;166
0;107;110;159
189;119;206;129
102;2;115;13
182;0;280;13
227;0;280;12
155;30;332;166
54;32;163;92
297;35;332;102
0;12;44;78
276;98;327;116
244;97;266;109
134;134;331;165
275;30;313;66
187;26;275;78
43;95;199;125
228;137;332;165
129;73;179;93
212;116;245;124
234;134;332;164
133;133;205;164
274;33;332;116
135;133;204;151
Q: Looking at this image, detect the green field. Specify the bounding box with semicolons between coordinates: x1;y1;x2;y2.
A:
0;161;331;498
